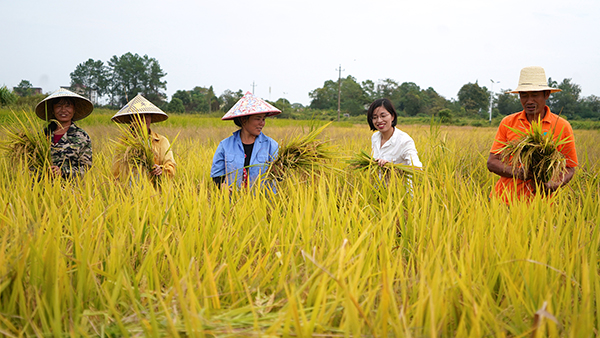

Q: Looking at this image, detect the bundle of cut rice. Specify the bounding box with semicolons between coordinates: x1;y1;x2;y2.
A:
0;112;51;172
266;122;336;180
499;120;569;184
347;149;418;176
112;116;156;179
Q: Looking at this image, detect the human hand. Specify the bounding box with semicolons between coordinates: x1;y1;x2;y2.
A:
150;164;163;176
376;158;389;167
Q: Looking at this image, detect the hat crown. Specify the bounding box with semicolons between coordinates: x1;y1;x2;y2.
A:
507;66;561;94
221;92;281;120
111;93;169;124
518;66;548;87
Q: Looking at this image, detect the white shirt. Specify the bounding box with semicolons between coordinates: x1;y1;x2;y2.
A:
371;127;422;167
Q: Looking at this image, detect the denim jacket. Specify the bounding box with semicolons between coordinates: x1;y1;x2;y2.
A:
210;130;278;188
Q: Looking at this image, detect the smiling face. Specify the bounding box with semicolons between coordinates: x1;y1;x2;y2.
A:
519;91;550;117
241;113;267;138
371;106;394;134
53;98;75;124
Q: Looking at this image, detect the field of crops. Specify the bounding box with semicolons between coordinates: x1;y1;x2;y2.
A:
1;111;599;337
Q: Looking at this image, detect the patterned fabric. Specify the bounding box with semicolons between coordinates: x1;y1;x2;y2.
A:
221;92;281;120
48;122;92;179
111;94;169;124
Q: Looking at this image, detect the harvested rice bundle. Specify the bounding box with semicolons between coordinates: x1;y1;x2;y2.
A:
499;120;570;184
0;112;51;171
348;149;418;176
266;122;336;180
111;115;156;179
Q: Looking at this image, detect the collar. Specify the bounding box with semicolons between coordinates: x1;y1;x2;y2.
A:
517;106;553;125
149;129;160;141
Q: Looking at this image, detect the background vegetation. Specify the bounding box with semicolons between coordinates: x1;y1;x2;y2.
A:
0;107;599;336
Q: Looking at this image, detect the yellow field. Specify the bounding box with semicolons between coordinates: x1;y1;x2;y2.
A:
1;118;599;337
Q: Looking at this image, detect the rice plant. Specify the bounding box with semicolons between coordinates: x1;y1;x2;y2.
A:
111;114;156;180
0;110;51;173
266;122;338;180
498;119;570;183
347;149;419;176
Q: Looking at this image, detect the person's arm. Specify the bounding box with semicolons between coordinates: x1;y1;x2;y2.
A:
542;167;575;192
487;152;527;180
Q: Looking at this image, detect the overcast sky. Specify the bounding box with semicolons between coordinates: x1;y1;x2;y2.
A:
2;0;599;106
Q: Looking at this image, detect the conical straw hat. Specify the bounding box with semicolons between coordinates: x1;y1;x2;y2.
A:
111;94;169;124
221;91;281;120
35;88;94;121
507;66;562;94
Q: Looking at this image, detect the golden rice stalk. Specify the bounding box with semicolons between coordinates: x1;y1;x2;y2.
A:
498;119;570;184
266;122;336;180
0;111;51;171
112;115;156;178
347;149;418;176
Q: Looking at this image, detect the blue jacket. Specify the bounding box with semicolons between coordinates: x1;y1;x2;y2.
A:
210;130;279;188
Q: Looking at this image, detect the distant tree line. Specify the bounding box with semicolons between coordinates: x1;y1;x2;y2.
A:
3;55;599;122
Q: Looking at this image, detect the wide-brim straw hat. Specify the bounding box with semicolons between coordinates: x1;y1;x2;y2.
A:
221;91;281;120
111;93;169;124
35;88;94;121
507;66;562;94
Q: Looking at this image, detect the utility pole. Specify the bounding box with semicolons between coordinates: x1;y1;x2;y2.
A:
336;64;344;122
489;79;500;123
251;81;257;95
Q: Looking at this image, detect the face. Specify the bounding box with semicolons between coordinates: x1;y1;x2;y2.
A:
53;99;75;124
241;113;267;137
371;106;394;134
519;91;550;116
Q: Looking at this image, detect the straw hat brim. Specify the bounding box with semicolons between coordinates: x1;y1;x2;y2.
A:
221;110;281;120
111;112;169;124
35;95;93;122
507;86;562;94
111;94;169;124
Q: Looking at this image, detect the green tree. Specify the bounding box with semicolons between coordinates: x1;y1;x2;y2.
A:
497;91;522;115
397;82;422;116
70;59;109;100
14;80;33;97
219;89;243;112
547;78;581;119
107;53;167;106
309;76;367;116
578;95;600;119
457;81;489;116
167;97;185;113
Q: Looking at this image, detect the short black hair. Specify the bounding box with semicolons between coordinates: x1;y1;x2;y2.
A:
367;98;398;131
233;116;248;127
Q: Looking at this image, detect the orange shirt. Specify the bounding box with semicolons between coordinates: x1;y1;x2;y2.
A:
490;106;577;201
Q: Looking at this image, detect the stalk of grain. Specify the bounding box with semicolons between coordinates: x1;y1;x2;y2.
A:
0;111;51;173
498;119;570;184
266;122;337;180
111;114;157;182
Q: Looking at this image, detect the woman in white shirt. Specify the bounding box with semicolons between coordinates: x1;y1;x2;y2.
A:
367;98;422;168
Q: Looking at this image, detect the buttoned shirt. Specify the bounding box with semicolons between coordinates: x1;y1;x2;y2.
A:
371;127;422;167
210;130;278;188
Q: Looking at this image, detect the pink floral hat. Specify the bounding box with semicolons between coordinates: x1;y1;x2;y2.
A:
221;91;281;120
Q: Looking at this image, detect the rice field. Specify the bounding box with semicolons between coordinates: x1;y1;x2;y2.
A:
1;111;599;337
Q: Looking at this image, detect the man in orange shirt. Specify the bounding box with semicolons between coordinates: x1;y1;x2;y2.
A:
487;66;578;202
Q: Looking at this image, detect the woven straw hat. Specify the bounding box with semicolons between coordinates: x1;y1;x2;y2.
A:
35;88;94;121
507;66;562;94
221;91;281;120
111;94;169;124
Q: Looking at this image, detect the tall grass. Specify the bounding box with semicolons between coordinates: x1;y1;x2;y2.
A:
0;115;598;337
